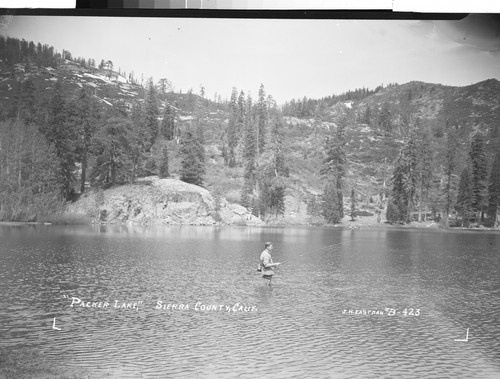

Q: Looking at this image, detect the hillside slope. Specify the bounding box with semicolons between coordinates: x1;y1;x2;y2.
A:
1;48;499;225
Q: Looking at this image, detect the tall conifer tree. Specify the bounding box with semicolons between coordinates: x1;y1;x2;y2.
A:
257;84;267;155
144;79;159;149
321;123;347;223
443;126;458;225
417;131;433;221
469;132;488;221
387;150;408;223
456;164;473;227
242;115;258;205
257;117;288;217
322;181;341;223
0;120;62;221
378;102;392;135
403;129;419;222
129;101;150;181
91;112;132;188
161;103;175;140
179;131;205;186
159;144;169;178
487;151;500;227
74;87;99;193
226;87;238;167
43;79;77;199
237;90;246;136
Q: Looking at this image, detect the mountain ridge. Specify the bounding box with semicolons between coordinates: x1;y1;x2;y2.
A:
1;38;499;226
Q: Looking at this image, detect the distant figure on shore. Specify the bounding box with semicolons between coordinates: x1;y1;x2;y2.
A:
260;242;281;285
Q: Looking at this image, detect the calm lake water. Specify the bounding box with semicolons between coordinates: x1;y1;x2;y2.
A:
0;224;499;378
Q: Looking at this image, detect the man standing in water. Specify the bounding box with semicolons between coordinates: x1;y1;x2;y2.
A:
260;242;281;285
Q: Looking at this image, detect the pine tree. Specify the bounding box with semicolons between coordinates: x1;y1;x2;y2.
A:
378;102;392;135
226;87;238;167
144;79;159;149
418;131;433;221
129;101;149;181
269;118;289;178
487;151;500;227
161;103;175;140
257;84;267;154
443;126;458;226
257;117;289;217
320;123;347;223
237;90;246;136
242;122;257;207
172;101;179;141
321;138;345;180
386;196;400;224
387;150;408;224
362;105;372;126
157;78;172;100
74;87;99;193
469;132;488;222
456;164;473;227
179;131;205;186
246;92;254;125
402;129;419;222
385;118;421;223
243;115;258;195
0;120;62;221
91;115;132;188
322;181;342;223
42;79;77;199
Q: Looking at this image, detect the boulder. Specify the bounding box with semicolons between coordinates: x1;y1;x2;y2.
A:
65;177;264;226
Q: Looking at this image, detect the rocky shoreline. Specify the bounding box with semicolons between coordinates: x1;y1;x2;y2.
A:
63;177;264;226
2;176;498;232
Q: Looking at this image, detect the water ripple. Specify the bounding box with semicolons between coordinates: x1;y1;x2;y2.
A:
1;226;499;378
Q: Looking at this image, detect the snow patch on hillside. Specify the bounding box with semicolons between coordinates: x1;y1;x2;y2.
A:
114;75;127;83
83;73;107;82
119;88;138;97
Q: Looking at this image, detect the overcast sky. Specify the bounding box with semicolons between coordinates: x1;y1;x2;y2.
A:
1;14;499;104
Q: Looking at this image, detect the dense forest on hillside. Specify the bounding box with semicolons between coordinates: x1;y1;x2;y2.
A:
0;36;499;227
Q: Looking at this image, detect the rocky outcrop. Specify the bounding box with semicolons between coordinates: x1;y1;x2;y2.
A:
65;177;263;226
